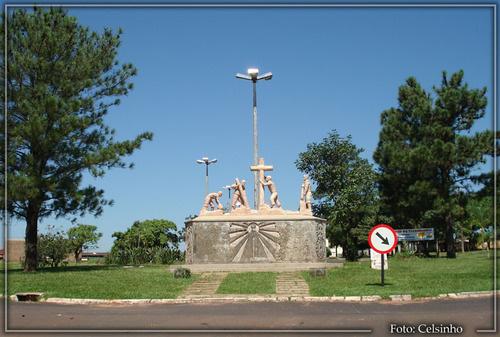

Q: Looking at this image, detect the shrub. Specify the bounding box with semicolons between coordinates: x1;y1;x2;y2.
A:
309;268;327;277
106;219;182;265
37;226;71;268
173;267;191;278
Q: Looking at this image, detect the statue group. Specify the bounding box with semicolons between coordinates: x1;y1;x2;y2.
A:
188;161;324;264
199;157;313;216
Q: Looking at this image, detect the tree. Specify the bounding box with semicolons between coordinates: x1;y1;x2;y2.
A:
296;131;378;261
374;71;493;258
67;224;102;262
38;225;71;268
108;219;181;265
1;8;153;271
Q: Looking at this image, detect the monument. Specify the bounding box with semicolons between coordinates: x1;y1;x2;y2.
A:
184;68;327;268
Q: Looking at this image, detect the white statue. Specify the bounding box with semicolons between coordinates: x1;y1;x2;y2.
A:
300;174;313;214
260;175;281;208
200;191;223;215
230;178;249;209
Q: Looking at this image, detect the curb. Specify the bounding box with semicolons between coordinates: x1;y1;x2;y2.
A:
14;290;495;305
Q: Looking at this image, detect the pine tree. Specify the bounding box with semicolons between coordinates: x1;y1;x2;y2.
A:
374;71;493;258
1;8;153;271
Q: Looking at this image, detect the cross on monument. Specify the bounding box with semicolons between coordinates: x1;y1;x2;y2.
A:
250;157;273;209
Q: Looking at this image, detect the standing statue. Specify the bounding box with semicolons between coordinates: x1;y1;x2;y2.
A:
300;174;313;214
260;175;281;208
200;191;223;215
230;178;249;209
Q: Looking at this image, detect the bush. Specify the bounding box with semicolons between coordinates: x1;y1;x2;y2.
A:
106;247;182;265
37;226;71;268
173;267;191;278
309;268;327;277
106;219;183;265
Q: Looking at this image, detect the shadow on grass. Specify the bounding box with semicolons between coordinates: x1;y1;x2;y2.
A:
365;283;394;286
5;264;119;274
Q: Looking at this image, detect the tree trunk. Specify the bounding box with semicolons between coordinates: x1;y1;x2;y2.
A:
75;247;82;263
460;229;465;253
24;204;39;271
445;216;456;258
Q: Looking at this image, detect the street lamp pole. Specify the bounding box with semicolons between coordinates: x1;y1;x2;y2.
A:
223;185;232;210
196;157;217;197
236;68;272;208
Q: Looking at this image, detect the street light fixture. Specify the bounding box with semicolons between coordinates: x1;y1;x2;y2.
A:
196;157;217;197
235;67;273;208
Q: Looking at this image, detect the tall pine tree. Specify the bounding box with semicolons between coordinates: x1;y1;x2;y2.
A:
374;71;493;258
1;8;153;271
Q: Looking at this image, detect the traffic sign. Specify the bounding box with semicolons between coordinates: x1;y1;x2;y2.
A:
368;224;398;287
368;224;398;254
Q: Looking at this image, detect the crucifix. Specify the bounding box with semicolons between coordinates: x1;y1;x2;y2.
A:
250;157;273;209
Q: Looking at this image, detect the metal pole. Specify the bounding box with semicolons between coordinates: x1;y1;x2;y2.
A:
252;79;258;209
381;254;385;286
205;163;209;197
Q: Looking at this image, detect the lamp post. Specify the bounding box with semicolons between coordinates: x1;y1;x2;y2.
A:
236;67;273;208
196;157;217;197
223;185;232;210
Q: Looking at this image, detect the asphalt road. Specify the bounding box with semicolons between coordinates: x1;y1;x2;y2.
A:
2;297;498;336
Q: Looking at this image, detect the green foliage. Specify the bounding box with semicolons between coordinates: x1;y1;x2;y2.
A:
296;131;378;261
173;267;191;279
67;224;102;262
107;219;182;265
374;71;493;258
1;8;153;271
37;226;71;268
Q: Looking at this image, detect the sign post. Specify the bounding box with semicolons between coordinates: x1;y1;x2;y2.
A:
368;224;398;286
381;253;384;286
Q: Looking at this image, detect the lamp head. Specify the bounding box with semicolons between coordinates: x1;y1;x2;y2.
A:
257;72;273;81
247;67;259;79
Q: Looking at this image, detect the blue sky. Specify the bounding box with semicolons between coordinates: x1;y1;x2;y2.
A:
6;4;494;251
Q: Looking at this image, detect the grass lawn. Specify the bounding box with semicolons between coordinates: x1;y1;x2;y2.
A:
2;264;197;299
303;251;497;298
217;272;276;294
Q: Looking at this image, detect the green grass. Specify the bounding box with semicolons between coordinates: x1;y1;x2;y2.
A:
217;272;276;294
1;264;197;299
304;251;498;298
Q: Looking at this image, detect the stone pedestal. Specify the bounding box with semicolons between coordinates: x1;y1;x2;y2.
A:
184;214;326;264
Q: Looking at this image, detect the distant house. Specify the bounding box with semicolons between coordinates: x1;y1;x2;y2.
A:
81;251;109;261
3;239;78;263
5;239;25;263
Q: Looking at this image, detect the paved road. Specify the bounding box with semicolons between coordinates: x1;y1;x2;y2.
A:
2;297;498;336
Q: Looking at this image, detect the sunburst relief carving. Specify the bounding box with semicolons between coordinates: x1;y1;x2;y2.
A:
229;222;280;262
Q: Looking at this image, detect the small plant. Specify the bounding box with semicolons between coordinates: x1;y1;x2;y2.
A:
309;268;326;277
173;267;191;278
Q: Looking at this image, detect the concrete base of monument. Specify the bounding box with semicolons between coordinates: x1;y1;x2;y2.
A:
184;214;327;265
169;261;343;273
